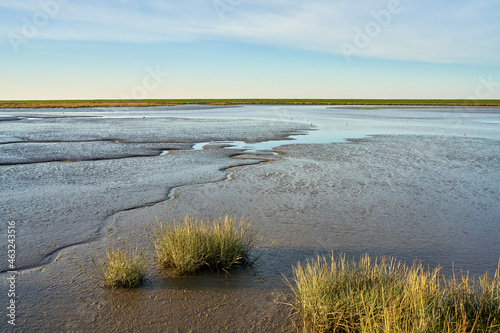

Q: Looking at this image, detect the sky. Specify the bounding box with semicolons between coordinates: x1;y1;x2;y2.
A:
1;0;499;100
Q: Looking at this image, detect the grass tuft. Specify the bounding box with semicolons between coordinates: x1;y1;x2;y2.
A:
288;253;500;332
152;215;256;275
91;244;146;289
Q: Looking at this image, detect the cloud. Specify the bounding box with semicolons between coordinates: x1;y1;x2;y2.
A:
1;0;499;64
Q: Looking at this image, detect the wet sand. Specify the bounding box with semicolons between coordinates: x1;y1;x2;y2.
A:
1;107;499;332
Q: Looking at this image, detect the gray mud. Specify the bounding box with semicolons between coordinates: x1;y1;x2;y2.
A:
0;141;192;165
0;106;499;332
0;114;309;271
0;116;308;144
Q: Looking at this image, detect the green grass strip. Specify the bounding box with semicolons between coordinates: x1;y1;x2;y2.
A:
1;99;500;109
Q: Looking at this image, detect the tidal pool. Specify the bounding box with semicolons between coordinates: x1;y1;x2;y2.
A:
0;105;499;332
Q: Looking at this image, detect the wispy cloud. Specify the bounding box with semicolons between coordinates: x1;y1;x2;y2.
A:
1;0;499;64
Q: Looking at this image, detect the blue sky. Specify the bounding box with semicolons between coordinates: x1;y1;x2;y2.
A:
1;0;499;100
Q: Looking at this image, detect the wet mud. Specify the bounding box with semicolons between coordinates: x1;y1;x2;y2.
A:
0;106;499;332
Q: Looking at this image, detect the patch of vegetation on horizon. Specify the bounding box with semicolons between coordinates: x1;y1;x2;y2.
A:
1;99;500;109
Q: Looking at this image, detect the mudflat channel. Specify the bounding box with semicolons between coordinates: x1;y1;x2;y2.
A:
0;105;499;332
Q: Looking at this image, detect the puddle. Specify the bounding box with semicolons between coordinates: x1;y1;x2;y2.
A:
192;130;368;153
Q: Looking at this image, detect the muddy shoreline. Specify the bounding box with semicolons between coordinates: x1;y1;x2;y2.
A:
2;135;499;332
1;106;499;332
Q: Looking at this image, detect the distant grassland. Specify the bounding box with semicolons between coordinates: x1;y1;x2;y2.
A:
1;99;500;109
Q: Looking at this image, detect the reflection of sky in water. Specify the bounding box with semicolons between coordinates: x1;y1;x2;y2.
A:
158;105;499;152
191;131;367;152
6;105;499;153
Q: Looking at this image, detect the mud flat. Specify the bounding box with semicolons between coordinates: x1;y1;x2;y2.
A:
0;106;499;332
0;110;309;271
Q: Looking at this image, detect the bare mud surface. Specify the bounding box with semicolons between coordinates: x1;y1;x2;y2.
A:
0;106;499;332
0;113;308;271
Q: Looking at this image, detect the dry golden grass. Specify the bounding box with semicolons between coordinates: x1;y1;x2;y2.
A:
288;253;500;332
152;215;256;275
91;244;145;289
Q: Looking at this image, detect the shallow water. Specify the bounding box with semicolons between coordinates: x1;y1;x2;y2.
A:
3;104;499;148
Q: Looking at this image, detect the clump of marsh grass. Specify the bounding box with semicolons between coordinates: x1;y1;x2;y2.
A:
287;253;500;332
152;215;256;275
91;244;146;289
